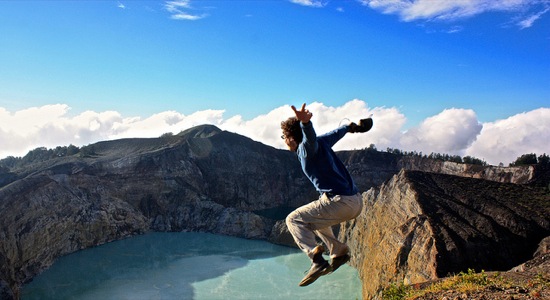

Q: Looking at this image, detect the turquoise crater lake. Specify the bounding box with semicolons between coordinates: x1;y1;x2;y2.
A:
22;232;362;299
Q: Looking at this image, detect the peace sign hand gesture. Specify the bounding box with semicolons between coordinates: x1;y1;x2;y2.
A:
291;103;312;124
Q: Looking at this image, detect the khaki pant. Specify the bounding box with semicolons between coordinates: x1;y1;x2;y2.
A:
286;193;363;260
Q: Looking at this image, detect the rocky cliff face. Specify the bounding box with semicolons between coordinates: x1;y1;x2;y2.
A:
0;174;150;297
0;125;547;299
340;170;549;299
338;149;537;193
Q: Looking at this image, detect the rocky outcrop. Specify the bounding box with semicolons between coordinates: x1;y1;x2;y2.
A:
511;236;550;273
0;125;547;299
340;170;550;299
0;174;149;297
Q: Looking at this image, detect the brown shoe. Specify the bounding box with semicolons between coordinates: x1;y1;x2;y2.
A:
298;245;331;286
328;254;351;274
348;117;373;133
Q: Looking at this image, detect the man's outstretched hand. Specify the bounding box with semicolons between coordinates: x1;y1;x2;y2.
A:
291;103;312;124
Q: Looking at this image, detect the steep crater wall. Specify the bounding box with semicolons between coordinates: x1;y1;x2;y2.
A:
340;170;549;299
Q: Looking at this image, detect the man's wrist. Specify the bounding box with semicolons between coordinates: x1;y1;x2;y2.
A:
300;121;312;128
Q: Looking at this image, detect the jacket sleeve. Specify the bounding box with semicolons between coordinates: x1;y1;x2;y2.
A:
299;121;318;157
318;125;348;148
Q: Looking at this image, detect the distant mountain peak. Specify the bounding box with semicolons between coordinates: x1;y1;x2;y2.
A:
178;124;222;139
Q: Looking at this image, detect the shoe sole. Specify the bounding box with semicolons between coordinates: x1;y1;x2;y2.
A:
298;263;331;286
358;118;373;133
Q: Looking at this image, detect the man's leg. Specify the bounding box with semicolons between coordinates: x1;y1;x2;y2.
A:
314;226;349;258
316;225;356;274
286;207;319;257
313;193;362;273
286;199;332;286
314;193;363;257
286;193;363;258
286;193;363;285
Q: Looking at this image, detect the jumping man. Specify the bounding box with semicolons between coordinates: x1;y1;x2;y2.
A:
281;103;373;286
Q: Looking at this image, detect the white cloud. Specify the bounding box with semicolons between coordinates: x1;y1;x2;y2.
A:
305;100;406;151
289;0;327;8
517;6;550;29
164;0;208;20
446;25;463;33
165;0;191;11
360;0;549;28
0;105;121;157
465;108;550;165
221;99;403;152
0;101;548;166
399;108;482;155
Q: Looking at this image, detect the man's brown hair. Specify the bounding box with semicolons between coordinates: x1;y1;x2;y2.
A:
281;117;303;143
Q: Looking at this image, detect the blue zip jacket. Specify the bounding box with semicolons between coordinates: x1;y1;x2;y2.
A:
297;121;358;196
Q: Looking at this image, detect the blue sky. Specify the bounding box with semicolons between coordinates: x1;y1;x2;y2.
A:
0;0;549;165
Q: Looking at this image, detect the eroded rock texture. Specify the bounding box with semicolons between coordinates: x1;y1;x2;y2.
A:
341;170;549;299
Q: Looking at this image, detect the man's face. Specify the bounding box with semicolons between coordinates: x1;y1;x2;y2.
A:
284;135;298;152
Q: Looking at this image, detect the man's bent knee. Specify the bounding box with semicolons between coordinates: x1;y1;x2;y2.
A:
286;210;300;228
